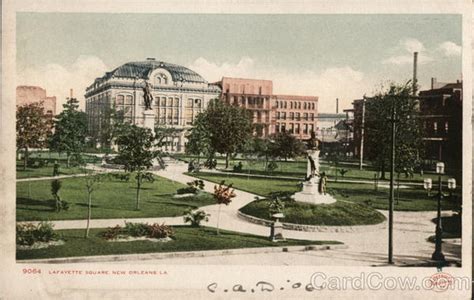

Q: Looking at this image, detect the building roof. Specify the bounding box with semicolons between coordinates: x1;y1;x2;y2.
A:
93;59;208;85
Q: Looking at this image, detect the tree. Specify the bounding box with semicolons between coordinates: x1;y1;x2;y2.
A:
49;98;88;167
213;181;236;235
16;102;52;170
270;131;305;161
115;124;158;210
364;82;424;179
83;170;108;238
97;104;125;152
188;99;253;168
185;113;212;164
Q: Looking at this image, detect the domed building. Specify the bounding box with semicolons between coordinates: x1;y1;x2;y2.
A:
85;58;221;152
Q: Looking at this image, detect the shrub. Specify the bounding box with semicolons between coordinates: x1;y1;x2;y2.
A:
177;180;205;194
102;225;124;240
268;197;285;217
267;161;278;172
233;162;243;172
124;222;149;237
147;223;174;239
183;209;210;227
16;221;58;246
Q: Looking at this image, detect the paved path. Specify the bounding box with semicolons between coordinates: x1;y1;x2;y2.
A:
21;161;460;266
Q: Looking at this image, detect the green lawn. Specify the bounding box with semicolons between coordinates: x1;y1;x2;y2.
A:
176;154;454;183
190;172;461;211
17;175;215;221
16;161;87;179
16;226;341;260
17;152;102;179
240;199;386;226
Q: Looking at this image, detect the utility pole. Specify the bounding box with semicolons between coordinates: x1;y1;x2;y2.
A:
359;97;366;170
388;97;397;265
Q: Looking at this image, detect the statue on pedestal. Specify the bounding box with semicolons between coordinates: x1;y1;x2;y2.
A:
305;131;320;181
143;80;153;110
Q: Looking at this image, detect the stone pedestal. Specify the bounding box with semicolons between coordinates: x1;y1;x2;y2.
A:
293;149;336;205
270;220;284;241
142;110;155;135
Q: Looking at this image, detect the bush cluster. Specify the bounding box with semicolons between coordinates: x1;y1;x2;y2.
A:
16;221;58;246
102;222;175;240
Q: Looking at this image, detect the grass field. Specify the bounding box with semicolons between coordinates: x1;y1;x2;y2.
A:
240;199;386;226
17;175;215;221
16;152;102;179
190;172;461;211
175;154;453;183
16;226;341;260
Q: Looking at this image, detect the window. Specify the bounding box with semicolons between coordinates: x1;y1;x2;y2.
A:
290;102;293;109
445;121;448;133
304;102;307;109
275;101;279;108
284;101;287;108
303;113;308;120
125;95;133;105
282;112;286;120
289;123;294;134
276;112;280;119
116;95;124;105
295;124;300;134
433;122;438;132
296;113;300;121
276;123;280;133
303;124;308;134
290;112;294;120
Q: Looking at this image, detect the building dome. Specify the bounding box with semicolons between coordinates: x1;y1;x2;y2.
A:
104;58;208;84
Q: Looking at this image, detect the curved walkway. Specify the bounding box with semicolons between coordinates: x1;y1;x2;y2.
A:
19;161;460;266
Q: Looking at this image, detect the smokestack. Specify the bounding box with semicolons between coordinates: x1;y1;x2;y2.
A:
336;98;339;114
70;88;73;99
431;78;436;89
412;52;418;96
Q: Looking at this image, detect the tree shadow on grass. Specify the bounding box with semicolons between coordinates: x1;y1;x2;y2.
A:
75;203;100;208
146;200;194;208
16;197;56;212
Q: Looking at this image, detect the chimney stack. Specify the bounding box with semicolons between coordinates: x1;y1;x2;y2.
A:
70;88;73;99
431;78;437;89
336;98;339;114
412;52;418;96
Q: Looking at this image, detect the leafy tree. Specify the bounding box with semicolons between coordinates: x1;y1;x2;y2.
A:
183;209;210;227
49;98;88;167
115;124;158;210
364;82;424;179
270;131;305;161
185;113;212;164
97;104;125;153
16;102;52;170
188;99;253;168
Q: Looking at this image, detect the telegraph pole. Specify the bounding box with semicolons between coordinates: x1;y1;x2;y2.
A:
388;98;397;265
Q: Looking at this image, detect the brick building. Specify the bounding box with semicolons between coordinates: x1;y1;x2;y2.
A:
418;79;462;170
16;86;56;116
216;77;318;139
273;94;318;139
218;77;273;137
347;79;462;173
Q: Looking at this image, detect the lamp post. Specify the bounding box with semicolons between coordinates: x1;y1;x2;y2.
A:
423;178;432;197
431;162;445;262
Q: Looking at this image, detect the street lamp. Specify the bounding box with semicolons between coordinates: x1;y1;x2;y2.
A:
431;162;445;262
423;178;432;196
447;178;456;198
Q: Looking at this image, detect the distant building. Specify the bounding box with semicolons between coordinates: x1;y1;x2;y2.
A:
348;79;462;173
16;86;56;116
274;94;318;140
85;59;319;152
218;77;274;137
85;58;221;151
418;79;462;170
216;77;318;139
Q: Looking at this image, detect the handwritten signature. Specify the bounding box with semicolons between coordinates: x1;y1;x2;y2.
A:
207;280;316;293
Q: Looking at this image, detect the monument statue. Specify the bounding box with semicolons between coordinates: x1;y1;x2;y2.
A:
305;131;320;180
293;130;335;204
143;80;153;110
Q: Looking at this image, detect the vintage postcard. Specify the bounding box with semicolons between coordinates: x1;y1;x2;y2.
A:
1;0;472;299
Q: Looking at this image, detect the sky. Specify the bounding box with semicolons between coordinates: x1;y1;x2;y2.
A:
16;13;462;113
